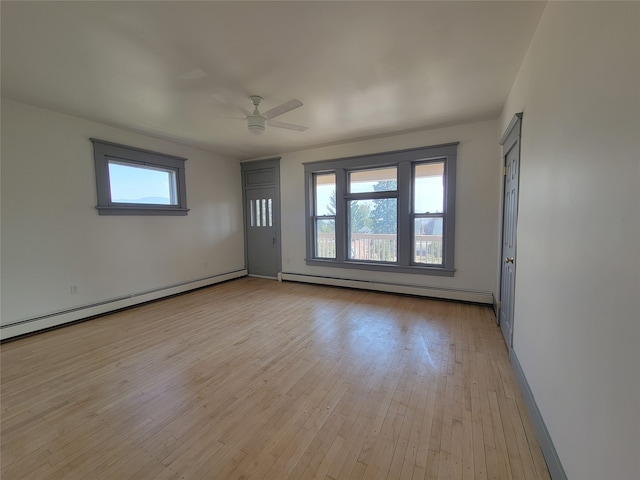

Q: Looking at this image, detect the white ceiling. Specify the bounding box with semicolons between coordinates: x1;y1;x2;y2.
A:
1;1;546;160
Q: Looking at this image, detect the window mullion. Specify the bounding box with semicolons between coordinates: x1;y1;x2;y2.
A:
334;168;347;262
305;171;314;260
443;153;456;270
397;161;412;266
345;191;398;201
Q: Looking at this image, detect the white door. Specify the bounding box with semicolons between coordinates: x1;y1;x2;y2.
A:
499;114;522;349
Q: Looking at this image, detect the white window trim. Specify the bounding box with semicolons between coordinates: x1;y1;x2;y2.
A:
91;139;189;216
304;143;457;277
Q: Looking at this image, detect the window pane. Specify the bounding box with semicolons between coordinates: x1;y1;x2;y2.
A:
315;173;336;216
349;198;397;262
108;161;177;205
414;217;443;264
349;167;397;193
316;219;335;258
414;162;444;213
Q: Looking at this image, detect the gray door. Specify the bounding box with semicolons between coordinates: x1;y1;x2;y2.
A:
246;187;278;277
242;160;281;278
499;114;522;349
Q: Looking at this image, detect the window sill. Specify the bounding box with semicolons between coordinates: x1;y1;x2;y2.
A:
304;258;455;277
96;206;189;216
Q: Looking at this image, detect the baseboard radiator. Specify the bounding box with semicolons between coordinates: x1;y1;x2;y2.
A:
280;272;493;304
0;269;248;340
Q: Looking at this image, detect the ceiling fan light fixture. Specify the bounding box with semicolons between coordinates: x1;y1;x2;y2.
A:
244;95;306;134
247;115;266;135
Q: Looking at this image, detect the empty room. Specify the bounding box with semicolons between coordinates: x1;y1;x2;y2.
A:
1;2;638;479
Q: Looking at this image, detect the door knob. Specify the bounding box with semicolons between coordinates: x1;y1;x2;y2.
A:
505;257;514;264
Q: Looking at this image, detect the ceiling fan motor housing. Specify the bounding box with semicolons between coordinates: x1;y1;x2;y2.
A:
247;115;266;135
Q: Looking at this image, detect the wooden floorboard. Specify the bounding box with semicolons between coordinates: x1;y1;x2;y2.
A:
1;277;550;480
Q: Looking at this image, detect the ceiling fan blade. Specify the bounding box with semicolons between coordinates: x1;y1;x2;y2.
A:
263;99;303;120
269;119;308;132
211;113;246;121
211;90;254;115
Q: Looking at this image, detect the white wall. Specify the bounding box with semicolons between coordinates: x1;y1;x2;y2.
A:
500;2;640;479
278;119;502;301
1;99;245;334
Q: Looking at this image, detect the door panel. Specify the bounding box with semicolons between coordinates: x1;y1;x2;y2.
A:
499;138;520;348
245;188;277;277
242;159;281;279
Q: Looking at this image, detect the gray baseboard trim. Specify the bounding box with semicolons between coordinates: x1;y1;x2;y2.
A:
1;269;248;340
510;349;567;480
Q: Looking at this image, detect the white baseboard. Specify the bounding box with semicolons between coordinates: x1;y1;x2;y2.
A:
280;272;493;304
1;269;247;340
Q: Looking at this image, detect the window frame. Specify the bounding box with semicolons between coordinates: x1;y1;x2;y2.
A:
304;143;457;276
346;165;399;263
412;160;446;266
312;173;337;258
91;139;189;216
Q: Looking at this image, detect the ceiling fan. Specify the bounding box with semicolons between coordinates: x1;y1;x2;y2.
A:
245;96;308;135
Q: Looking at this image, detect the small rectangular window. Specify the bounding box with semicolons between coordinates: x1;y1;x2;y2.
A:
251;198;275;227
349;167;397;193
92;139;188;216
108;160;177;205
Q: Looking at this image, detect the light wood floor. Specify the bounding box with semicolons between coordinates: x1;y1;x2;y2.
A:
1;277;550;480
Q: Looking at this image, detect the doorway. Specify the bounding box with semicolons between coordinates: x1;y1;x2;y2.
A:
241;159;281;279
499;114;522;349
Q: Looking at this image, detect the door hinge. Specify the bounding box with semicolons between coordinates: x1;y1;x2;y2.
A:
503;166;507;176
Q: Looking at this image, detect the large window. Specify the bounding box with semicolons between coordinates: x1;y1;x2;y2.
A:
305;143;457;276
92;139;189;215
